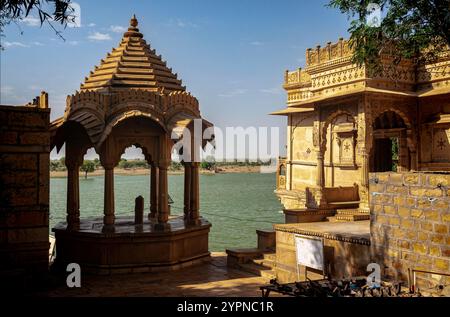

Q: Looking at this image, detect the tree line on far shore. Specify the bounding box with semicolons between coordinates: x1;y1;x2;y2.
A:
50;157;275;178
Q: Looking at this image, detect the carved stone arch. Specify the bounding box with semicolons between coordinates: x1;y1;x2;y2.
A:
368;107;416;154
97;110;167;148
114;140;156;167
65;102;105;122
165;105;200;124
108;102;165;123
66;108;105;145
320;109;357;152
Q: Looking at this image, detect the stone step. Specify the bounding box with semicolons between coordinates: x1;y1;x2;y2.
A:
252;258;276;270
326;216;340;223
335;214;370;221
336;208;368;215
226;248;263;267
262;252;276;262
238;263;276;280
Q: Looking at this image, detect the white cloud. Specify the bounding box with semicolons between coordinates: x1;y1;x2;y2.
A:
3;41;29;48
260;88;282;95
167;18;198;28
87;32;112;41
32;41;44;46
88;23;96;27
109;25;126;33
218;89;248;98
67;40;80;46
250;41;264;46
21;16;41;27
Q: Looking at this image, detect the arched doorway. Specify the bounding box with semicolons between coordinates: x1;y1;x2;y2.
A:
371;111;410;172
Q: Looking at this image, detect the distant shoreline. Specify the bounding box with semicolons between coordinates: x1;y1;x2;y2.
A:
50;165;270;178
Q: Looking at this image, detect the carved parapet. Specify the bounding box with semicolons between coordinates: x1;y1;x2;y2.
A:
284;68;311;88
66;90;108;116
306;38;352;68
167;91;199;112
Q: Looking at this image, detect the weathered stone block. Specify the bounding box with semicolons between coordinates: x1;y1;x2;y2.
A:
434;259;449;271
19;132;50;145
424;210;440;221
403;174;420;185
411;209;424;218
431;234;446;244
0;131;18;144
0;154;37;171
412;243;427;254
428;175;450;187
420;221;433;232
387;185;408;195
430;246;441;257
418;231;429;241
411;188;443;198
398;207;410;217
383;205;397;215
434;224;448;234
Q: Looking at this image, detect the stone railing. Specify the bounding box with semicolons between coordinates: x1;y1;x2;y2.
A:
306;38;352;67
284;68;311;87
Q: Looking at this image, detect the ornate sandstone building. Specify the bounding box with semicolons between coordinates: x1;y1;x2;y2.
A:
267;39;450;291
273;38;450;222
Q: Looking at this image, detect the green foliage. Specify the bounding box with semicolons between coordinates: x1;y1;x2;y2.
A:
170;161;182;171
328;0;450;74
118;159;149;169
50;159;66;171
0;0;75;48
80;160;95;178
391;137;399;172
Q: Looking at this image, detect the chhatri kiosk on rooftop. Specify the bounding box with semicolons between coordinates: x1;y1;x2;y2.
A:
50;15;214;273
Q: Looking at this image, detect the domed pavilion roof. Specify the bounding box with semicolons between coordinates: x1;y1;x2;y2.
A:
80;15;186;93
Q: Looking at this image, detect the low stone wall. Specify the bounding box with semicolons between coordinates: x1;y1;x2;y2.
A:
274;223;371;283
369;172;450;293
0;105;50;283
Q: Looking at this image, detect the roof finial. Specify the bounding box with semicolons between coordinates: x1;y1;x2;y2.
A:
130;14;138;28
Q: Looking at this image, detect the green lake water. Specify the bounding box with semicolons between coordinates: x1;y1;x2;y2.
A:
50;173;284;251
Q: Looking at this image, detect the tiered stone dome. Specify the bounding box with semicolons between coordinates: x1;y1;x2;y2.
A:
81;15;186;93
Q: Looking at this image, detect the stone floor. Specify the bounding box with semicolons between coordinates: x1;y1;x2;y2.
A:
36;253;284;297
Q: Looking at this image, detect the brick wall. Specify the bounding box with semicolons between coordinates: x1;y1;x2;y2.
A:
0;105;50;281
369;172;450;293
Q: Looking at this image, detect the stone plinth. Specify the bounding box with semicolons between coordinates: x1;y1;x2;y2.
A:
274;221;371;283
52;216;211;275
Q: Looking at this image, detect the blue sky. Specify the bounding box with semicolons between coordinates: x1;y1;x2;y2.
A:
0;0;351;158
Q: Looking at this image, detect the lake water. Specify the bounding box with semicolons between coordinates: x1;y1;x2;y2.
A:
50;173;284;251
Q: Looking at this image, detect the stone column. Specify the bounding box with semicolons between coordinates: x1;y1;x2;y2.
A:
316;150;325;188
66;160;80;230
359;150;370;212
183;162;192;221
157;161;170;225
361;150;369;188
103;165;115;226
189;162;200;224
149;163;159;220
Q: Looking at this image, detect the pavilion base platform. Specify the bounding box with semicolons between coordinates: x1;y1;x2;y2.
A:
273;221;371;283
52;216;211;275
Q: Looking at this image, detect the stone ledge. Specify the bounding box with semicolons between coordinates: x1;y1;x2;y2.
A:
274;221;371;245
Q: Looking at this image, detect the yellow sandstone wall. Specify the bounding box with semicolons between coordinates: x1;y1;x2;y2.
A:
370;172;450;294
0;105;50;286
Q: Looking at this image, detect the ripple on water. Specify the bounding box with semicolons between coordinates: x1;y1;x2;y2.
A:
50;173;283;251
